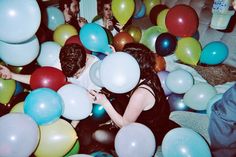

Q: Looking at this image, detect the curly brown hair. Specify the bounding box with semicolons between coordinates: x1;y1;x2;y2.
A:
59;43;86;77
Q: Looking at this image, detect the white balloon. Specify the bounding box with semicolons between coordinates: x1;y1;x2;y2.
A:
89;60;103;87
0;36;39;66
100;52;140;93
115;123;156;157
0;0;41;43
166;69;194;94
184;83;217;110
69;154;93;157
46;6;65;31
57;84;93;120
37;41;61;67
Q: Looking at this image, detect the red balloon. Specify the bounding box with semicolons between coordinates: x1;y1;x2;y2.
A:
30;67;67;91
165;4;199;37
113;32;134;51
65;35;91;54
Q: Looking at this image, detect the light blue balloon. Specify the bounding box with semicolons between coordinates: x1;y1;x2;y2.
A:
200;41;229;65
24;88;64;125
80;23;112;54
0;36;39;66
134;3;146;19
37;41;61;67
0;0;41;43
46;6;65;31
206;93;223;117
162;128;211;157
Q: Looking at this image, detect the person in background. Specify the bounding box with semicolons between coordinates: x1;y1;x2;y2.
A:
88;43;180;154
93;0;123;36
59;0;87;32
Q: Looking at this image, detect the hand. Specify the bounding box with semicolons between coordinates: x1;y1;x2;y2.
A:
115;23;123;32
63;4;72;23
105;19;114;31
78;17;88;28
89;90;109;106
0;65;12;79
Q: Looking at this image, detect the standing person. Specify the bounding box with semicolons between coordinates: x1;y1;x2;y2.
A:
88;43;180;154
208;83;236;157
59;0;87;32
93;0;123;36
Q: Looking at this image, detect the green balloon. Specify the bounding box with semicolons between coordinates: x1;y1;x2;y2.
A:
140;26;162;52
0;78;16;104
64;140;80;157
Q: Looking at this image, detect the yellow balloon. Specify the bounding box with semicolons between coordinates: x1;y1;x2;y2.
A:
112;0;135;26
0;78;16;104
124;25;142;42
10;101;24;113
175;37;202;65
34;119;77;157
53;24;78;46
143;0;161;16
156;9;169;32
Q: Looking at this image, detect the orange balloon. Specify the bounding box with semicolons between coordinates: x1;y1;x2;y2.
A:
154;54;166;72
113;32;134;51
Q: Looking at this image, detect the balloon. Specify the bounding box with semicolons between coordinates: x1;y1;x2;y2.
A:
0;78;16;104
200;41;229;65
166;69;194;94
184;83;217;111
112;0;135;26
57;84;93;120
91;151;113;157
134;2;146;19
124;25;142;43
0;0;41;43
157;71;172;95
154;54;166;72
143;0;161;16
0;113;39;157
206;93;223;117
91;103;108;121
89;60;104;87
65;35;91;54
30;66;67;91
80;23;111;54
155;32;177;56
10;101;24;113
24;88;64;125
162;128;211;157
8;65;23;74
13;81;24;96
140;26;162;52
175;37;202;65
100;52;140;93
149;4;168;25
113;32;134;51
45;6;65;31
6;91;29;111
64;140;80;157
37;41;61;67
0;36;40;66
115;123;156;157
156;9;169;32
167;93;191;111
69;155;92;157
34;119;77;157
53;24;78;46
166;4;199;37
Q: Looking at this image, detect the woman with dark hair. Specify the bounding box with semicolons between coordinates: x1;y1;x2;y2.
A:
89;43;180;151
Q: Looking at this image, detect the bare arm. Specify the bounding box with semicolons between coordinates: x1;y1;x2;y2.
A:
0;65;30;84
89;88;152;128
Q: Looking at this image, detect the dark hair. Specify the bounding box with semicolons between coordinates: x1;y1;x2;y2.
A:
123;43;165;103
59;43;86;77
59;0;80;11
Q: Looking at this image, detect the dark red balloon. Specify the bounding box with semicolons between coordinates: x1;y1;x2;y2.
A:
113;32;134;51
149;4;168;25
65;35;91;54
30;67;67;91
165;4;199;37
